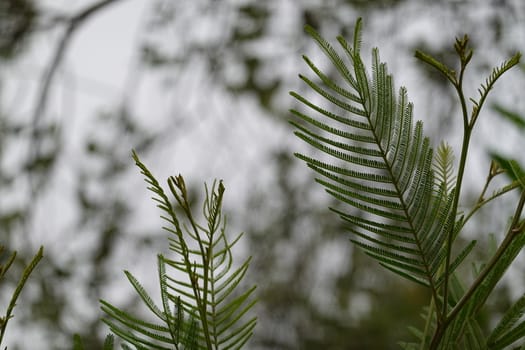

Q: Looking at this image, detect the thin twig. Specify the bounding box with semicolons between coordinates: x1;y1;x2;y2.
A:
28;0;127;192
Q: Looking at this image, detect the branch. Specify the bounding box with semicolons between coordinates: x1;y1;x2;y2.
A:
31;0;126;127
447;189;525;323
28;0;128;190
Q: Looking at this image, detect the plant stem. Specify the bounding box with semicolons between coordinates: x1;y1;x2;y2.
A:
431;190;525;348
420;297;436;350
0;247;43;347
441;58;471;321
460;179;520;231
447;189;525;322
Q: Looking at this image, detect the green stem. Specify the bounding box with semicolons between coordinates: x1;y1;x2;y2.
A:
448;190;525;320
431;190;525;348
432;53;475;349
0;247;43;347
441;60;471;320
420;297;436;350
183;189;214;350
169;176;213;350
460;180;521;231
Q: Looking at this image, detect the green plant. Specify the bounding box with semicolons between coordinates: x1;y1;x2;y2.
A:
99;151;257;350
290;18;525;349
4;15;525;350
0;245;43;348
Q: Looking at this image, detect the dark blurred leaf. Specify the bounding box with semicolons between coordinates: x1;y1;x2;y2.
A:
0;210;24;233
233;4;269;41
493;104;525;131
140;44;171;67
491;153;525;190
72;334;84;350
0;0;37;59
24;153;56;173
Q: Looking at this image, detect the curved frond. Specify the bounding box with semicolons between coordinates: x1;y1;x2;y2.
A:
470;52;521;122
291;19;452;299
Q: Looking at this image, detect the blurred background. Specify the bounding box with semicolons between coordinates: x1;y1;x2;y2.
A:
1;0;525;348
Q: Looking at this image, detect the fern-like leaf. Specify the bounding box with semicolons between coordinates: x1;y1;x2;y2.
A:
103;334;115;350
0;246;43;347
488;293;525;349
101;152;256;350
291;19;453;303
492;154;525;191
470;52;522;123
433;142;456;196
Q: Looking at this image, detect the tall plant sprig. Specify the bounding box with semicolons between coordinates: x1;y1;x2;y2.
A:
416;34;522;349
291;18;524;349
100;151;257;350
0;246;43;348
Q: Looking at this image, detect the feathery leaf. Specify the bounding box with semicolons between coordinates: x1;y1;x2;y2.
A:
291;17;451;303
101;152;256;349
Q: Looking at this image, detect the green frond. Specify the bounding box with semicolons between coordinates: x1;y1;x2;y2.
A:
296;153;391;183
301;55;361;103
470;52;521;120
101;301;173;342
351;18;363;56
101;152;257;350
414;50;457;84
127;269;166;319
492;154;525;190
0;247;16;280
295;74;367;117
293;122;381;158
0;246;43;347
289;97;370;132
304;24;358;90
435;240;476;288
291;18;453;301
488;293;525;349
433;142;456;195
489;322;525;350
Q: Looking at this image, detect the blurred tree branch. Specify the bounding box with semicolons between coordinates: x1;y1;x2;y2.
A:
29;0;128;193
